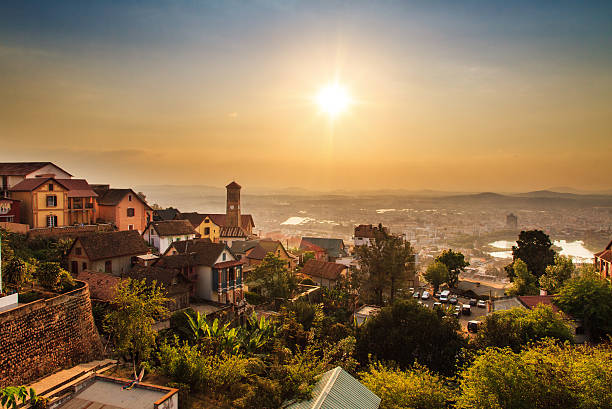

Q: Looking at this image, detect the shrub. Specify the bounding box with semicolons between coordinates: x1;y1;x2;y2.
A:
35;262;63;290
245;291;266;305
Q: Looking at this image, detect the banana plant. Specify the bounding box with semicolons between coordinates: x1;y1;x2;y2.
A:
1;386;41;409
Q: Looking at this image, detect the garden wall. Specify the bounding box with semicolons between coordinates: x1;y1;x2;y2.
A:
0;281;103;387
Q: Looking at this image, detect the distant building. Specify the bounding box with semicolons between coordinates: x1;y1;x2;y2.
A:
506;213;518;229
594;239;612;282
300;259;348;289
175;181;255;243
92;185;153;233
300;237;347;261
354;224;389;246
231;239;295;270
153;207;180;221
157;240;243;304
0;162;72;197
143;219;197;253
66;230;150;276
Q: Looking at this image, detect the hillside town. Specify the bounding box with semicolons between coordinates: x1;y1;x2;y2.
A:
0;161;611;409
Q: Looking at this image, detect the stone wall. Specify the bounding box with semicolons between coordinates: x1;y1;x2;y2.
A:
27;224;115;240
0;281;103;387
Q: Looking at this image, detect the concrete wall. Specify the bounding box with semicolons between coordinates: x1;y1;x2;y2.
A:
0;281;103;387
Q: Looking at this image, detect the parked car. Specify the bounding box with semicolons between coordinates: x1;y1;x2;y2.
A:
449;296;458;305
462;304;471;315
467;320;481;333
454;305;461;313
477;300;487;308
469;298;477;306
440;290;451;303
421;291;430;300
433;302;442;309
413;292;420;299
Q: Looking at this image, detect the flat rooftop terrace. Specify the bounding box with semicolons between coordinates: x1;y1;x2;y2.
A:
56;375;177;409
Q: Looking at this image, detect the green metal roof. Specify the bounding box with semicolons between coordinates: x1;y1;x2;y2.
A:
285;367;381;409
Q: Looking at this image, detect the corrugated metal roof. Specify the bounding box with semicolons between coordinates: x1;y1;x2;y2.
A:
286;367;381;409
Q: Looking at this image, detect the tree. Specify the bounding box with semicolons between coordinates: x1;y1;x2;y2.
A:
507;259;538;296
539;255;575;294
105;278;169;365
359;362;454;409
250;253;298;301
475;305;573;351
35;261;64;290
355;299;465;375
434;249;469;288
554;273;612;340
456;340;612;409
423;261;449;294
355;227;416;305
299;251;315;267
4;259;29;291
506;230;555;281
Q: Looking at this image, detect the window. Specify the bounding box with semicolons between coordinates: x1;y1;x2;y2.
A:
204;219;209;223
222;252;226;261
46;195;57;207
48;183;54;191
127;208;135;217
104;261;112;273
204;227;210;235
46;215;58;227
75;247;82;256
128;194;132;201
128;224;134;230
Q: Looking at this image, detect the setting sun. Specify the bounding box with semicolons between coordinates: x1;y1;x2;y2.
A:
316;83;350;117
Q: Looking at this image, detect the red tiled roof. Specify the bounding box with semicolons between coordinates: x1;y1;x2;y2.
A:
518;295;560;313
56;179;98;198
214;260;244;269
301;259;346;281
176;212;208;228
247;240;284;261
300;240;326;253
226;181;241;189
207;214;255;228
9;177;69;192
79;270;121;301
0;162;72;177
596;250;612;263
97;188;152;210
72;230;150;261
220;226;248;238
159;240;228;267
148;220;197;236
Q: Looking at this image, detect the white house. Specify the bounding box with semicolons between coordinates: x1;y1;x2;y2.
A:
159;240;244;304
143;220;197;254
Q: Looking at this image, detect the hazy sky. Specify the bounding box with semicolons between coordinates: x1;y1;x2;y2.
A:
1;1;611;192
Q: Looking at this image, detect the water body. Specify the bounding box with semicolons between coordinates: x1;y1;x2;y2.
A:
487;240;594;263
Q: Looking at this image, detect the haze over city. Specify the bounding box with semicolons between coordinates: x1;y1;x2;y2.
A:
2;0;611;192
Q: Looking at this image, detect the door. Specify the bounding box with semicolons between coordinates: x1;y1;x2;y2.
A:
71;261;79;275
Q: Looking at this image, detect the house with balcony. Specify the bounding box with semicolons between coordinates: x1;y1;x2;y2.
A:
594;239;612;282
156;240;243;304
92;185;153;233
142;219;197;254
59;179;98;225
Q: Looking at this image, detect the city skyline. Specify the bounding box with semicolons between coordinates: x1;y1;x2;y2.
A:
1;0;611;191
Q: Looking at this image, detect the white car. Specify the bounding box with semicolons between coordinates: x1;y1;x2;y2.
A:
421;291;430;300
477;300;487;308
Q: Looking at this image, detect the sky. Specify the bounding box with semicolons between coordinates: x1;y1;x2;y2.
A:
1;0;611;192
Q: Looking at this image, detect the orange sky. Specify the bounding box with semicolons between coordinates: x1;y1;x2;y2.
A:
1;1;611;192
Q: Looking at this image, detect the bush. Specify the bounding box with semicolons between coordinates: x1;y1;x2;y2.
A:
360;362;454;409
300;278;316;286
456;340;612;409
245;291;266;305
35;262;63;290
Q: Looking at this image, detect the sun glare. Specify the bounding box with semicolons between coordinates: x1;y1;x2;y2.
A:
316;83;350;117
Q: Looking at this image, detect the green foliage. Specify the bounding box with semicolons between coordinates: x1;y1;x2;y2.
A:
35;261;64;290
355;227;416;305
300;251;315;267
104;278;170;365
456;340;612;409
244;291;266;305
1;386;43;409
423;261;449;294
250;253;298;301
355;299;466;375
475;305;573;351
434;249;469;288
507;259;538;296
506;230;555;281
539;255;575;294
554;273;612;340
3;258;30;291
360;362;454;409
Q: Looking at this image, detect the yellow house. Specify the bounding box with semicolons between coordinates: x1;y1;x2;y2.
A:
9;178;69;228
176;212;222;242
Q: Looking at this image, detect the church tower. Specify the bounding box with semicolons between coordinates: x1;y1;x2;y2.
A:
226;181;241;228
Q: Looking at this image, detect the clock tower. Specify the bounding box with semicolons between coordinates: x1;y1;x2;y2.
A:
226;181;241;228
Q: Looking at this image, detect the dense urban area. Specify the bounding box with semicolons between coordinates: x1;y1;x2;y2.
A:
0;161;611;409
